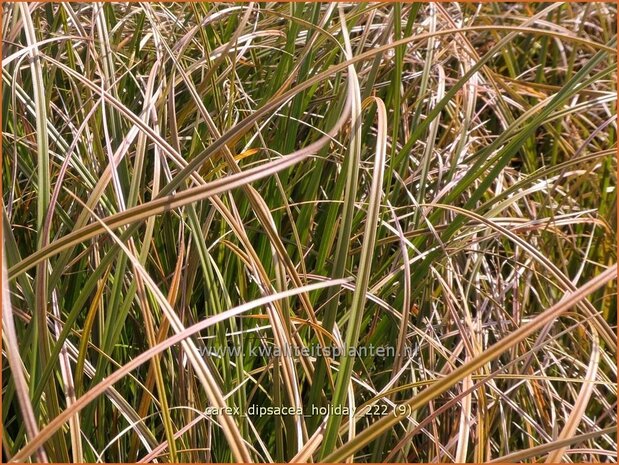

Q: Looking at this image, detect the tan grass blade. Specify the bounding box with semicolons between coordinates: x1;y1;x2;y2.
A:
2;244;48;463
545;325;601;462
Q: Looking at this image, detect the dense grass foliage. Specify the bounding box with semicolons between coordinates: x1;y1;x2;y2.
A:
2;2;617;462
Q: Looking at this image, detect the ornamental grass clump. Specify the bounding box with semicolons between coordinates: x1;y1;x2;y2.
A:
2;2;616;463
